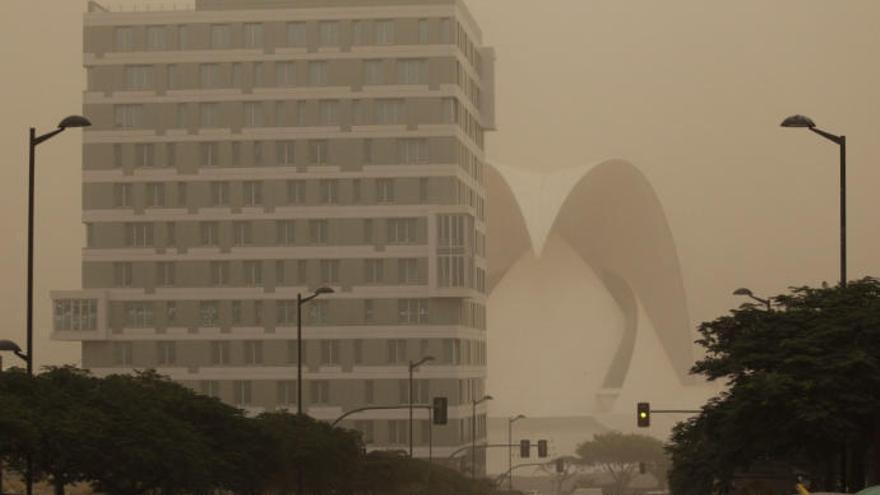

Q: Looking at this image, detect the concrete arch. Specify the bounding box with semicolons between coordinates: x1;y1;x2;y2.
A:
486;159;694;385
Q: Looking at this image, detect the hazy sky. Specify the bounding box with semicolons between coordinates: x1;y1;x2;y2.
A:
1;0;879;385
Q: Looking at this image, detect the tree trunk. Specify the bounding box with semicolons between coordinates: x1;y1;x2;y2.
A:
53;478;65;495
872;415;880;486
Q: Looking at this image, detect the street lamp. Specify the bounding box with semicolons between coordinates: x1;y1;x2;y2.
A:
0;340;30;366
472;394;493;478
781;114;847;287
296;286;334;415
409;356;435;457
27;115;91;379
732;288;771;311
508;414;526;491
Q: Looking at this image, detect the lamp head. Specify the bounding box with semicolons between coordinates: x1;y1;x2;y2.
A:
0;340;23;353
58;115;92;129
733;288;754;297
781;114;815;129
314;287;335;296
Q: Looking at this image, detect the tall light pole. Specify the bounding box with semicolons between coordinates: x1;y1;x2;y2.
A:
0;340;29;495
732;288;771;310
296;287;334;416
27;115;91;380
409;356;435;458
296;286;333;495
472;394;493;478
508;414;526;491
781;114;847;288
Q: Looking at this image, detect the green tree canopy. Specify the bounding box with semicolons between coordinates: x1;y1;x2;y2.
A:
575;432;666;495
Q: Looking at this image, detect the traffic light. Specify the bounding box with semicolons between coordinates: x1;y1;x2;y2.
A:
637;402;651;427
556;458;565;473
432;397;448;425
537;440;548;458
520;439;530;458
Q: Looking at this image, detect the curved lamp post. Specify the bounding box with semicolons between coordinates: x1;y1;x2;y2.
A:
508;414;526;490
732;288;771;310
781;114;847;288
24;115;89;495
472;394;493;478
0;339;30;366
296;286;334;415
408;355;435;457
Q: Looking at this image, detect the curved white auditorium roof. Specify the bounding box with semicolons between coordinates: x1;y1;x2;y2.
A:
487;159;695;385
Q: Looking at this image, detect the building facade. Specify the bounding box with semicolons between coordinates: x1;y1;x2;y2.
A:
53;0;494;474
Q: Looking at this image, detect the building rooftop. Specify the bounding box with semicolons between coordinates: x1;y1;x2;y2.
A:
195;0;454;10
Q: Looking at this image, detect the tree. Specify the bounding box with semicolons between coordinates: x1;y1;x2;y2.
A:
538;456;582;495
667;278;880;493
574;432;666;495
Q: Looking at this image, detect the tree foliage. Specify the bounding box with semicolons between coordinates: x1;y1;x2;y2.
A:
667;278;880;494
574;432;666;495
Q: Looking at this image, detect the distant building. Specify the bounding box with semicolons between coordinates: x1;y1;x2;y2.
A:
53;0;494;474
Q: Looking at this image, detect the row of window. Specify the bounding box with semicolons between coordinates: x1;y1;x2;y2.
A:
104;338;487;368
95;298;488;330
112;18;458;53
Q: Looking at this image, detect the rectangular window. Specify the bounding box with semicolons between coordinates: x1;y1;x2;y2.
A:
399;138;429;164
210;24;230;49
211;341;230;365
364;300;375;323
278;300;297;325
167;221;177;245
375;99;405;125
156;262;175;287
166;301;177;325
277;62;297;86
352;20;365;45
114;184;133;208
114;105;143;129
296;101;307;126
275;101;286;126
277;220;296;244
201;381;220;398
157;341;176;365
362;139;373;163
278;141;296;165
375;20;395;45
310;381;330;405
308;61;329;86
244;341;263;364
375;179;394;203
231;142;241;165
177;25;188;50
398;258;421;284
243;261;263;286
254;301;263;326
199;64;220;89
309;140;329;164
210;182;230;206
319;180;338;204
232;221;252;246
398;299;428;324
419;178;429;202
200;222;219;246
398;59;427;85
297;260;308;284
113;144;123;168
200;142;220;167
438;255;466;287
134;143;155;168
320;260;340;284
318;100;339;126
147;26;167;50
125;223;154;247
200;103;220;128
200;301;219;327
320;340;340;366
243;181;263;206
418;19;429;44
364;59;383;85
166;143;177;168
210;261;230;286
364;380;375;404
232;63;243;88
231;301;242;325
145;183;165;208
243;23;263;48
386;339;407;364
125;302;155;328
276;260;286;285
352;179;361;203
363;219;373;243
277;381;297;405
319;22;339;46
309;301;328;325
233;381;252;406
440;18;452;44
175;103;187;128
113;342;133;366
116;27;134;51
244;102;263;127
287;180;305;204
364;259;383;283
253;62;264;87
252;141;264;166
125;65;153;90
388;218;417;244
287;22;306;47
